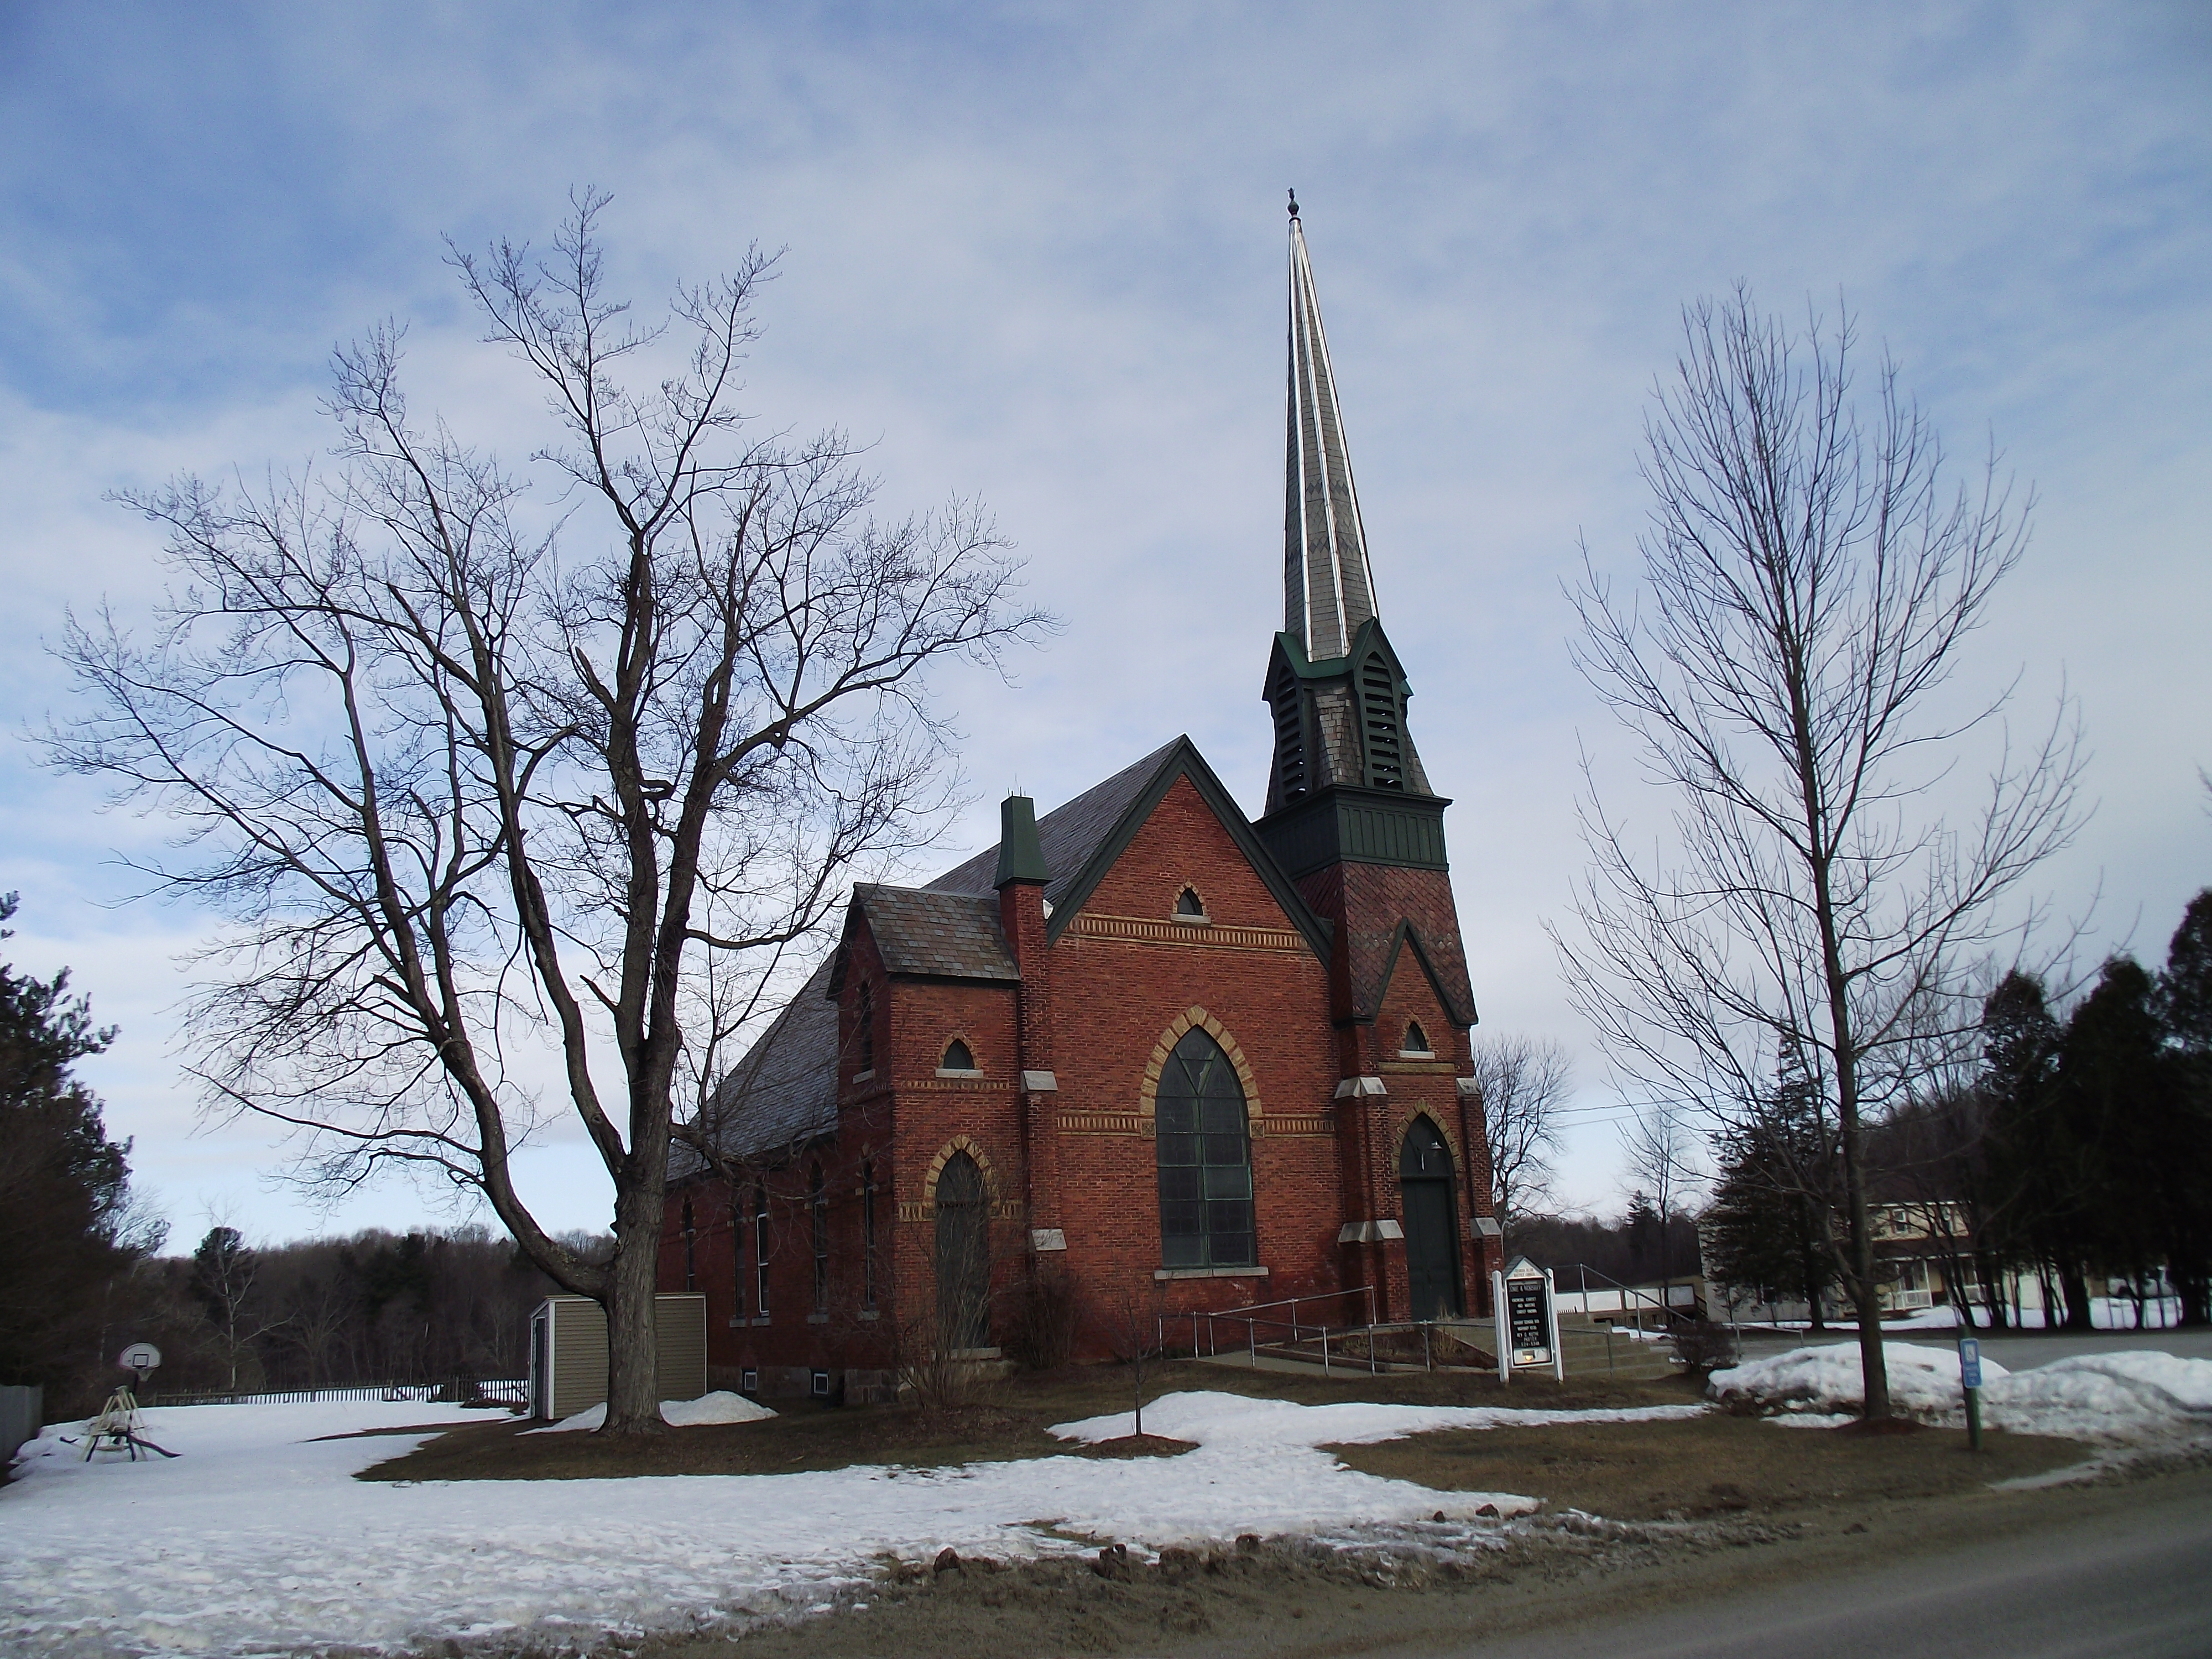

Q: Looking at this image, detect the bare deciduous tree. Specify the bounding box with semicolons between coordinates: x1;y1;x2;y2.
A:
1553;287;2085;1419
1619;1100;1699;1305
1467;1034;1569;1244
48;192;1051;1434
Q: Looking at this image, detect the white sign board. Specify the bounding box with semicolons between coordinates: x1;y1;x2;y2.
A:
1493;1258;1566;1383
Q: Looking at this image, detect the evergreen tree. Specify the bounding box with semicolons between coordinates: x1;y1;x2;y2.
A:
1701;1062;1838;1326
0;894;162;1398
2053;961;2172;1326
2154;892;2212;1323
1978;971;2075;1326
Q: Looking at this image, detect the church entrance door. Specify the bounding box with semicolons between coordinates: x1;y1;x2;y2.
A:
933;1152;992;1351
1399;1118;1463;1320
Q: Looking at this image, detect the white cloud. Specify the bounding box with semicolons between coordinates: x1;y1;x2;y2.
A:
1;3;2205;1234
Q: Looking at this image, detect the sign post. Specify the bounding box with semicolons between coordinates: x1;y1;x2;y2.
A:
118;1342;161;1403
1957;1335;1983;1452
1492;1270;1509;1384
1545;1267;1565;1383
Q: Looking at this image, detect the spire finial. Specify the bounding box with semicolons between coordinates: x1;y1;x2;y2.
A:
1287;188;1300;220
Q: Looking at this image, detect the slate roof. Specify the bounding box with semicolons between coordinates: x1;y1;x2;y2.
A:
675;737;1333;1181
847;885;1018;982
925;739;1183;910
671;958;841;1175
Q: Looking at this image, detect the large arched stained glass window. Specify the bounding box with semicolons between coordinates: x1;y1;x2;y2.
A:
1155;1029;1255;1268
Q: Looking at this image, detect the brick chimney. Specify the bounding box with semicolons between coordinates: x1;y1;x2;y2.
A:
994;795;1061;1250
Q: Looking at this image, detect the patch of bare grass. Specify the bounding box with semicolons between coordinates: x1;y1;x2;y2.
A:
1328;1413;2084;1521
357;1359;1699;1483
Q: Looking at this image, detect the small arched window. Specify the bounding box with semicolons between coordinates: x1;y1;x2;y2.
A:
1403;1020;1433;1056
941;1037;977;1072
855;982;875;1074
1175;886;1206;917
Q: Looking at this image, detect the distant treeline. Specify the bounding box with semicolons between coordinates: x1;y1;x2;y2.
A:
1512;1200;1704;1289
65;1224;612;1415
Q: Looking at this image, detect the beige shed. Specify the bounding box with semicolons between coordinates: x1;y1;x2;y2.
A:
528;1293;707;1422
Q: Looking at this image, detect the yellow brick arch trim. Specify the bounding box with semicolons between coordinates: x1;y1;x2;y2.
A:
1391;1107;1465;1174
920;1134;1000;1209
1138;1006;1262;1123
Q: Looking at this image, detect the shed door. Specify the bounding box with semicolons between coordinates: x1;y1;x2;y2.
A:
1399;1118;1464;1319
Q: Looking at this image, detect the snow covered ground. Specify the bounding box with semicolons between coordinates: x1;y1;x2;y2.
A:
3;1390;1703;1658
1709;1342;2212;1443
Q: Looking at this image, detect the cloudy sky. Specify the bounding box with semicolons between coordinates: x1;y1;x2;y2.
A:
3;4;2206;1248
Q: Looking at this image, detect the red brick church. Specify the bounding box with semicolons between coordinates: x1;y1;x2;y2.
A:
661;202;1501;1399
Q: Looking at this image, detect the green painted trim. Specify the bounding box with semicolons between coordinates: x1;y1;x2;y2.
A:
1041;736;1335;963
1256;786;1453;880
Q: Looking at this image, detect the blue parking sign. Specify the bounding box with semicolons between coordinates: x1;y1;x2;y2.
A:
1958;1337;1982;1390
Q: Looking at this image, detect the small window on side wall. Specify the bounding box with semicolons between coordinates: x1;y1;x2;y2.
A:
1402;1020;1433;1056
1175;886;1206;917
941;1037;977;1073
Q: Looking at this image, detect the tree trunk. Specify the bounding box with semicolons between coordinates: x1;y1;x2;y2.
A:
1976;1251;2010;1331
601;1184;665;1435
2058;1260;2094;1331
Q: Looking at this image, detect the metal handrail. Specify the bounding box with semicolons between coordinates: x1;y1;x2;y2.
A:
1156;1285;1381;1374
1561;1262;1701;1332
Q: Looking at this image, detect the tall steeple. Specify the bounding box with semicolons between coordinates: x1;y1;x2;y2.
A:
1284;191;1379;664
1262;195;1437;824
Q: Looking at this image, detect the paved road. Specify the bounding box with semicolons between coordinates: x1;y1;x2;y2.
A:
1733;1328;2212;1368
1412;1476;2212;1659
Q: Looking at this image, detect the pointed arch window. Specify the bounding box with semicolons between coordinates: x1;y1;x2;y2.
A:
862;1159;879;1308
940;1038;977;1073
731;1181;748;1319
1155;1029;1256;1269
752;1185;771;1319
1402;1020;1433;1057
1175;886;1206;918
810;1162;829;1313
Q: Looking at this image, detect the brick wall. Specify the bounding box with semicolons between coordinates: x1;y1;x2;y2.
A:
660;767;1500;1376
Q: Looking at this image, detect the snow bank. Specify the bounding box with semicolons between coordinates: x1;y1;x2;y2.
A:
1709;1342;2212;1442
1051;1389;1705;1451
530;1390;778;1433
0;1389;1698;1657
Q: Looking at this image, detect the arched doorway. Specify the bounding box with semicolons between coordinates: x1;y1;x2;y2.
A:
1399;1117;1463;1319
933;1151;991;1350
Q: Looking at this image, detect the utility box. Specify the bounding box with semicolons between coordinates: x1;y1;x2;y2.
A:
529;1293;706;1422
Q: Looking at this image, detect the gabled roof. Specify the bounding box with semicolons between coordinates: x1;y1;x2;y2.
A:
927;740;1181;911
835;885;1018;987
1368;917;1479;1030
672;958;841;1176
677;736;1337;1185
930;736;1332;962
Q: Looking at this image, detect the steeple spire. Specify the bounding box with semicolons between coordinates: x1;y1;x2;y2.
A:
1284;197;1379;664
